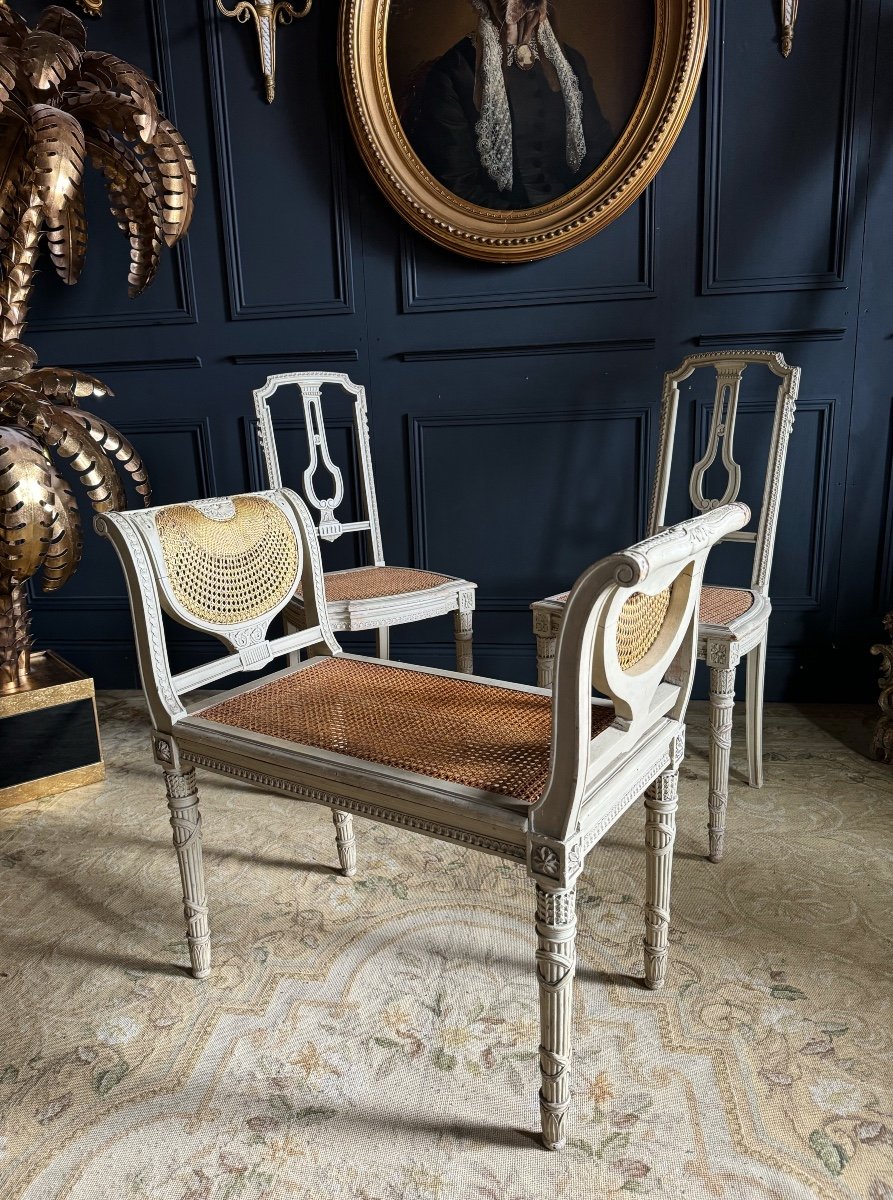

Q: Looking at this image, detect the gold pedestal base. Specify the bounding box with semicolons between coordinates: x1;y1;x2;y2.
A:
0;651;104;808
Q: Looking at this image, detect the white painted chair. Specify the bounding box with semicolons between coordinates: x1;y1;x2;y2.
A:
253;371;476;671
96;488;747;1150
532;351;799;862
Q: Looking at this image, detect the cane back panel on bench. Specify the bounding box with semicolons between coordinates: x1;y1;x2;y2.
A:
198;657;615;804
155;498;300;625
295;565;456;604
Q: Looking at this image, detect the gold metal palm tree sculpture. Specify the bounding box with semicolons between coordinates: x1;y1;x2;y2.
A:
0;3;196;692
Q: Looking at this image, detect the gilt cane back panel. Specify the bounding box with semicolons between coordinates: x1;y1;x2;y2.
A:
198;657;615;803
154;497;299;626
295;565;455;603
615;589;673;671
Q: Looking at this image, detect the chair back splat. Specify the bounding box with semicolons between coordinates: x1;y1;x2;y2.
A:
94;490;338;733
253;371;385;562
648;350;799;593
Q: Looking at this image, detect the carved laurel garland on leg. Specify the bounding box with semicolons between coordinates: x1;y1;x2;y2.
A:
453;607;473;674
707;660;737;863
534;883;577;1150
643;767;679;989
331;809;357;876
164;768;211;979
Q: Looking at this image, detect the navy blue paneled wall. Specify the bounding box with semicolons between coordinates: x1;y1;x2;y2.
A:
18;0;893;699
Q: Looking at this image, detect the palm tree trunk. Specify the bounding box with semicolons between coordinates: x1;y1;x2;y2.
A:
0;187;42;345
0;580;32;692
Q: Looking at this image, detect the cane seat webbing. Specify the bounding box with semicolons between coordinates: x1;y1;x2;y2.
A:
198;657;615;804
698;586;755;626
293;565;457;603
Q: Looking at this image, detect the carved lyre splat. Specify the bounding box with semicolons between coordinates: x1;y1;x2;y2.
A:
689;362;746;513
299;381;345;541
647;351;800;594
252;371;386;566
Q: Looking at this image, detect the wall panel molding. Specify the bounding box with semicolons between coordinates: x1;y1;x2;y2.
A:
205;0;354;322
694;329;847;348
409;407;652;572
400;187;655;314
400;338;655;363
702;0;862;295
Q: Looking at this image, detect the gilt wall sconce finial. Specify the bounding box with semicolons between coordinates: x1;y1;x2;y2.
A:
780;0;798;57
215;0;311;102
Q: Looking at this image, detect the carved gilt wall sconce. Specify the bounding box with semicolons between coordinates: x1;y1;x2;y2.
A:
215;0;311;103
780;0;798;57
74;0;103;15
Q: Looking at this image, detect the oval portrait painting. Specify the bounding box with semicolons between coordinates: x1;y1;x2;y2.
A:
389;0;654;211
339;0;708;261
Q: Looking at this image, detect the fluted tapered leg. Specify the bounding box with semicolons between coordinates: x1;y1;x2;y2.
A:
535;883;577;1150
708;665;736;863
745;635;767;789
375;625;390;661
331;809;357;877
643;767;679;989
535;634;557;689
453;608;473;674
164;768;210;979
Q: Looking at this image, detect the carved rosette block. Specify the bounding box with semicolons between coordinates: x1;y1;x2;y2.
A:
165;768;211;979
331;808;357;876
534;883;577;1150
453;608;473;674
527;833;583;891
643;768;679;989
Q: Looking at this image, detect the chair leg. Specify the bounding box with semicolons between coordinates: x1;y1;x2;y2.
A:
708;665;737;863
331;809;357;877
164;768;211;979
534;882;577;1150
453;608;473;673
745;635;767;789
535;633;557;689
643;766;679;990
375;625;390;661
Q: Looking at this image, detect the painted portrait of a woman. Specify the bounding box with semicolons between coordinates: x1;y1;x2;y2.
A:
390;0;654;210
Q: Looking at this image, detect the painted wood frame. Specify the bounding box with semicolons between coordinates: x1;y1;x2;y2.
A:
253;371;476;670
532;350;800;861
96;487;747;1149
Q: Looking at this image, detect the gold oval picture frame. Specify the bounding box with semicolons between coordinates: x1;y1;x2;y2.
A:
339;0;709;263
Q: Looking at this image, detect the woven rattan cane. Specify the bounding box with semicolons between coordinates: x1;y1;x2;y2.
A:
295;565;454;603
198;657;615;804
155;498;299;625
698;585;755;626
615;588;672;670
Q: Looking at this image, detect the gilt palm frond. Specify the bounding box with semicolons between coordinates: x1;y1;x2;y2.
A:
0;4;195;689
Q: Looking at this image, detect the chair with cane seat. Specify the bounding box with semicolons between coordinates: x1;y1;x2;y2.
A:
253;370;476;671
96;488;747;1150
532;350;799;862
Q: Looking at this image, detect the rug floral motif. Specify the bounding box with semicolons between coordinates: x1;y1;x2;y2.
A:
0;698;890;1199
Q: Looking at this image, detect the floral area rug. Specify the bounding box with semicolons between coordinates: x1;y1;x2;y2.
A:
0;697;890;1200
